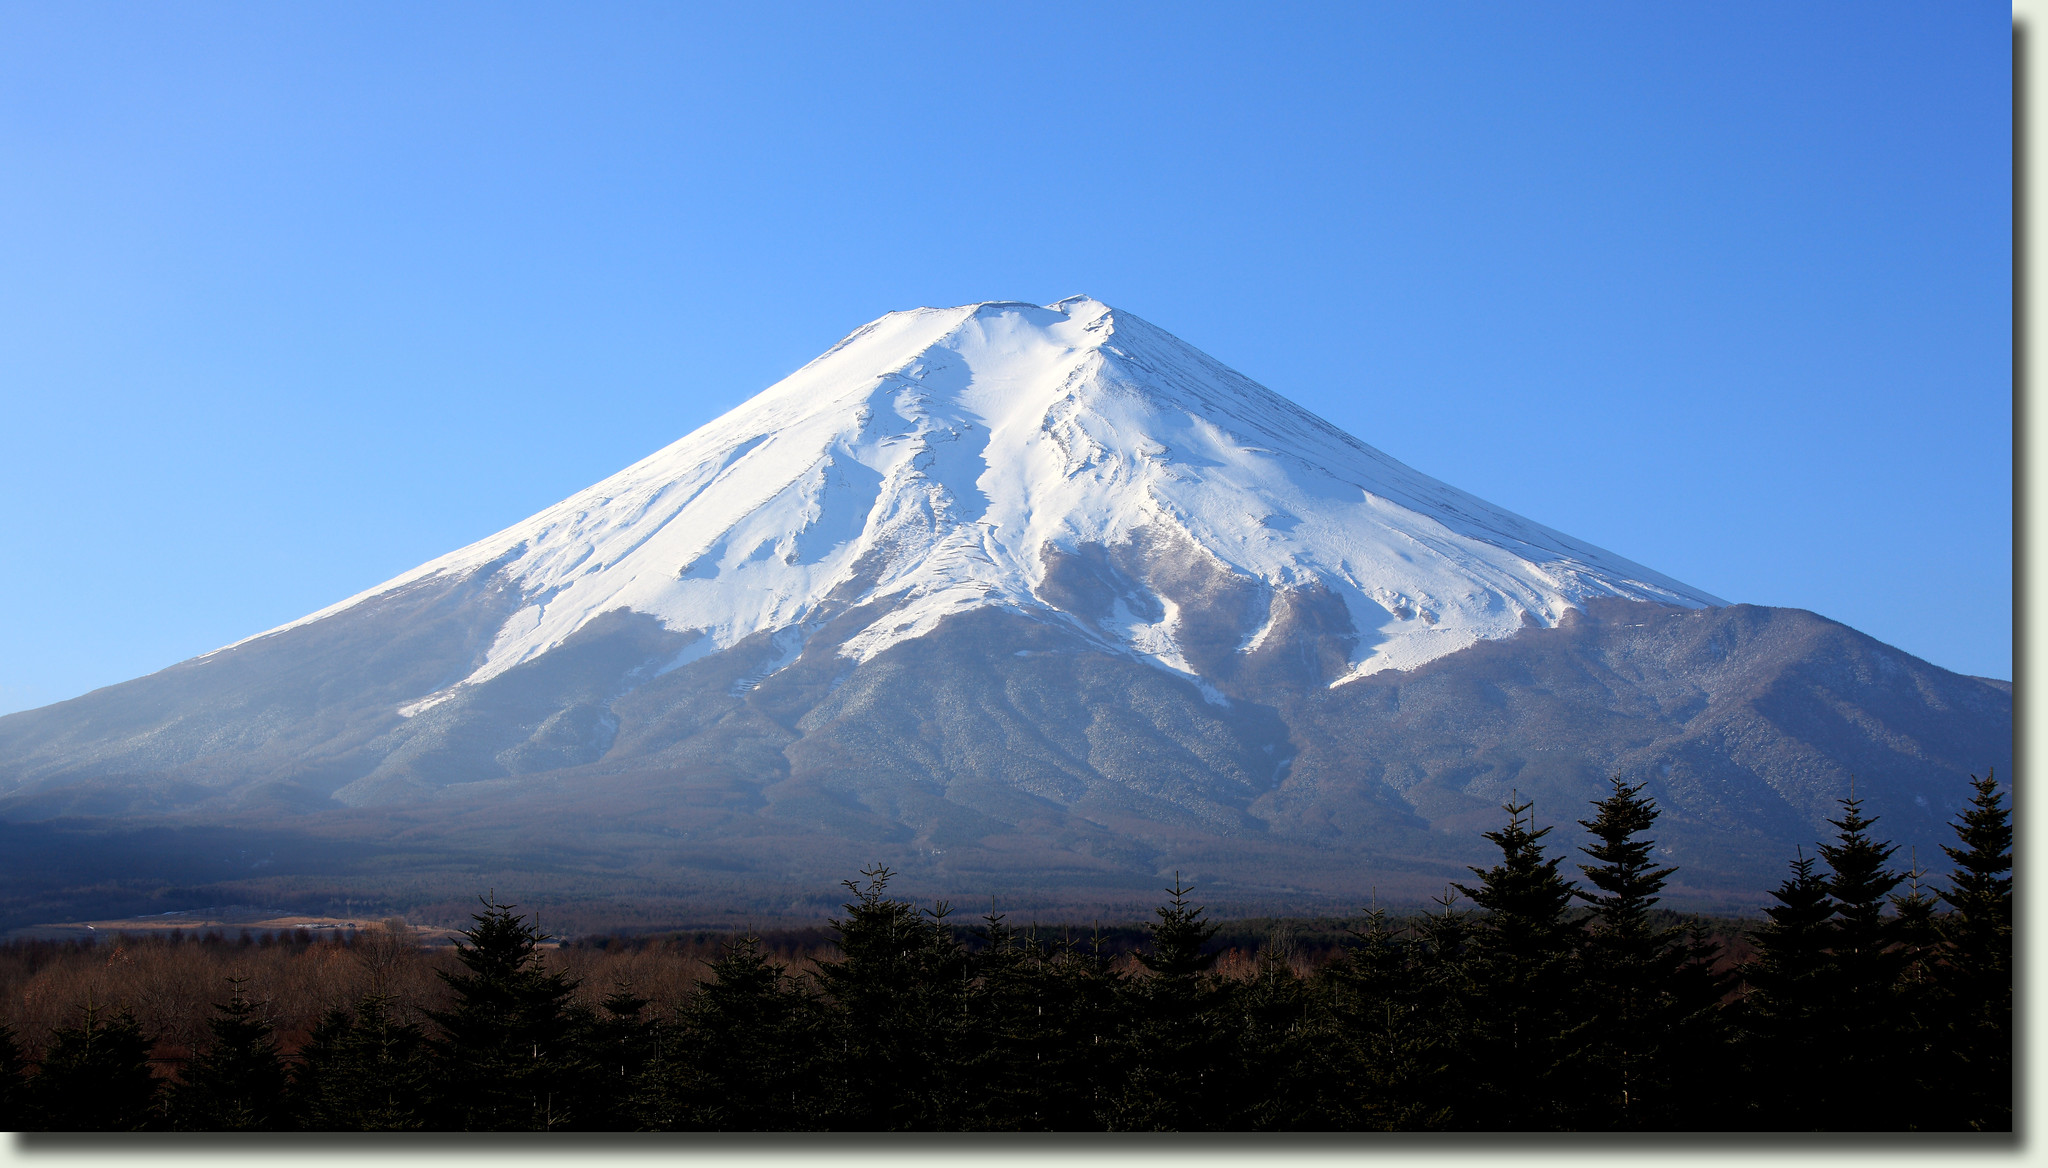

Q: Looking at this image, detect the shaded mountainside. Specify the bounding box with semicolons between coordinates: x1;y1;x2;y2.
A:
0;595;2009;924
0;299;2007;924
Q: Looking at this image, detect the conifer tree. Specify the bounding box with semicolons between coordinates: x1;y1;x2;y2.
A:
811;866;973;1130
1405;887;1476;1126
1450;797;1581;1130
426;895;596;1130
950;910;1031;1131
26;1000;162;1131
1934;771;2013;1130
168;978;288;1130
1229;939;1329;1129
291;1006;354;1126
1571;778;1690;1129
1106;876;1234;1131
0;1023;24;1131
1818;795;1905;989
1737;849;1835;1129
1320;904;1451;1130
942;909;1097;1131
1659;917;1737;1128
1814;793;1909;1130
1885;849;1946;1124
291;994;433;1130
1136;876;1221;980
584;981;660;1130
955;912;1119;1131
657;933;824;1131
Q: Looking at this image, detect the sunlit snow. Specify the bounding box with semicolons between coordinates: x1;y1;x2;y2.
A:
228;297;1724;711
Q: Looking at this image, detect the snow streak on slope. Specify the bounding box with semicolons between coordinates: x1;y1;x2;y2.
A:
231;297;1724;711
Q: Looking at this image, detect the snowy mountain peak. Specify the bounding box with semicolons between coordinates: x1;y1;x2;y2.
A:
239;297;1724;712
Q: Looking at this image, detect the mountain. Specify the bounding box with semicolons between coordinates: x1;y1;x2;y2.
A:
0;298;2010;926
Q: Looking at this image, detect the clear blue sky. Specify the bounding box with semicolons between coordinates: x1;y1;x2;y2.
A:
0;2;2012;714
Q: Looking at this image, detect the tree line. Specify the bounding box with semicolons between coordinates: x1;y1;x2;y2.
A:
0;773;2011;1131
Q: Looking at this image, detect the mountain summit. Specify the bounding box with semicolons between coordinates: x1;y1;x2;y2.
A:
0;299;2005;924
260;296;1720;713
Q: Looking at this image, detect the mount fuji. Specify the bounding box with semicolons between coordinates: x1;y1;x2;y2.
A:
0;299;2010;925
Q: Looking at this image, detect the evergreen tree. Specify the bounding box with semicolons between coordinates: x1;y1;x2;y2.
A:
291;995;433;1130
1887;849;1946;1125
1659;917;1737;1129
1228;940;1330;1129
1818;796;1905;987
810;866;973;1130
1319;903;1454;1130
1136;876;1221;980
26;1000;162;1131
1570;778;1694;1129
656;933;824;1131
0;1023;24;1132
1814;793;1909;1131
1934;771;2013;1130
1450;797;1582;1130
1736;849;1835;1129
584;981;661;1129
1105;876;1234;1131
167;978;288;1130
954;913;1120;1131
1404;888;1476;1127
425;895;596;1130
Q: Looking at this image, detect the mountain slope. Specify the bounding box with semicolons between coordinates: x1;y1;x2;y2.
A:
0;298;2006;916
232;296;1721;703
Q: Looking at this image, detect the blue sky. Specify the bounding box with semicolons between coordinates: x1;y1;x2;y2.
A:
0;2;2012;714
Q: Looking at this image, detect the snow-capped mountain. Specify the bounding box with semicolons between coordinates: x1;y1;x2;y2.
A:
0;298;2006;921
248;296;1720;713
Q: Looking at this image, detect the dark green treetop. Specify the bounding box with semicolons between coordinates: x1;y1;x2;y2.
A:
0;1022;24;1131
291;994;433;1131
168;977;288;1131
1450;796;1582;1129
27;999;162;1132
1934;770;2014;1132
426;895;595;1131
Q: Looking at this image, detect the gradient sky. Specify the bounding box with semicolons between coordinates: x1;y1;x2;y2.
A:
0;2;2012;715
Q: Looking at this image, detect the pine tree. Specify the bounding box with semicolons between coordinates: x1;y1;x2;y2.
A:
584;981;660;1129
1659;917;1737;1129
1814;792;1909;1131
657;933;824;1131
1319;903;1453;1130
954;911;1120;1131
1570;778;1693;1129
291;995;434;1130
1229;938;1330;1129
0;1022;25;1131
1136;876;1221;980
973;921;1123;1131
167;978;288;1130
425;895;596;1130
288;1006;353;1128
1106;875;1234;1131
950;910;1030;1131
25;1000;162;1131
1404;887;1476;1127
1818;795;1905;986
810;866;973;1130
1736;849;1835;1129
1934;771;2013;1130
1450;797;1581;1130
1887;848;1946;1125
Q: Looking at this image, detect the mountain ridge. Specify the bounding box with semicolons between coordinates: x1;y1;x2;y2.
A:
211;296;1724;716
0;297;2005;919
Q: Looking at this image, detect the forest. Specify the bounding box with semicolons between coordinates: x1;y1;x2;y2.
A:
0;773;2012;1133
